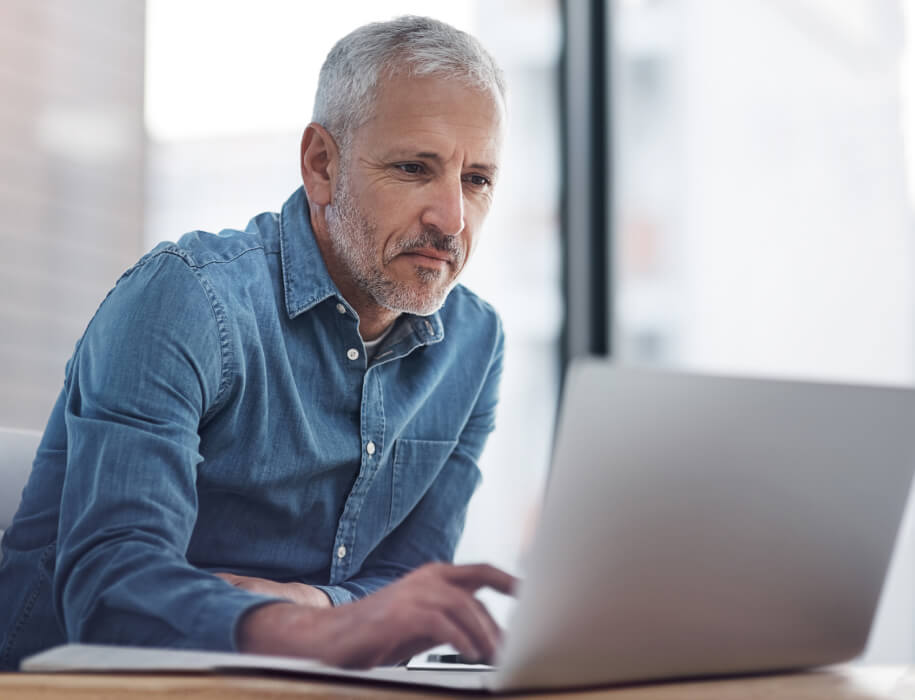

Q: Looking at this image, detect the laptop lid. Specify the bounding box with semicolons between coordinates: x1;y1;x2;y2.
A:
491;361;915;691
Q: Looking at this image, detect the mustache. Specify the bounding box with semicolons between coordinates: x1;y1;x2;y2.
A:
390;231;466;265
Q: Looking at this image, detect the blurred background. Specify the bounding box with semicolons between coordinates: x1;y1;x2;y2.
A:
1;0;914;662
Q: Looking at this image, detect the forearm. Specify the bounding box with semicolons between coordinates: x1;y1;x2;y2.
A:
215;573;332;608
58;538;283;650
236;601;329;657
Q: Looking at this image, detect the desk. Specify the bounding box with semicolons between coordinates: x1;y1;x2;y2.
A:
0;666;912;699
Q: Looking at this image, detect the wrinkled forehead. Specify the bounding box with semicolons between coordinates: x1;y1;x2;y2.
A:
355;73;505;153
353;68;506;139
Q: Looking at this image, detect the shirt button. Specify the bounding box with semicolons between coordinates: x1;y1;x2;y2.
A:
366;441;376;455
337;545;347;559
346;348;360;361
336;303;347;314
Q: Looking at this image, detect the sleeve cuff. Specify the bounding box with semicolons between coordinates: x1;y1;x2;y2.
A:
186;587;286;652
309;584;357;607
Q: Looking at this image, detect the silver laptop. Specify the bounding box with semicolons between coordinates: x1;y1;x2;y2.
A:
23;361;915;692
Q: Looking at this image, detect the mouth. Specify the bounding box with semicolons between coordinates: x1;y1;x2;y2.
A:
399;248;455;268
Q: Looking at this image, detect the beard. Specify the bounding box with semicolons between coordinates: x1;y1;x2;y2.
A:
325;169;466;316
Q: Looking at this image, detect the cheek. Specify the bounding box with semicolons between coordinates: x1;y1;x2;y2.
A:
380;228;412;265
375;193;422;232
457;231;480;272
464;196;492;226
462;207;490;253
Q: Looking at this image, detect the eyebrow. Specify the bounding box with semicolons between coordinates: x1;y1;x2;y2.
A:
411;151;499;177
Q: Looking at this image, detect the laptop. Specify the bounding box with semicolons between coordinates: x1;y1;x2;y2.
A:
22;361;915;692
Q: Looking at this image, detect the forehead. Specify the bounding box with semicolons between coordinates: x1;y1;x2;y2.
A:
351;74;505;163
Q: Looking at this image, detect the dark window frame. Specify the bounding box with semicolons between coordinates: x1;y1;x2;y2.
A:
559;0;612;368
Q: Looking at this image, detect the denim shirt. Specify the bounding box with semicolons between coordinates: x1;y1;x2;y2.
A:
0;187;504;669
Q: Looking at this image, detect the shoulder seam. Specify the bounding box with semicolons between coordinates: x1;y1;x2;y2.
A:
156;241;266;270
189;245;266;270
157;250;236;419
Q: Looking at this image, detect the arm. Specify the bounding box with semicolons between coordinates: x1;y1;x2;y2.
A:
54;250;279;650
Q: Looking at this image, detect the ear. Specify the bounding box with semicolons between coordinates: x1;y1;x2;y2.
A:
300;122;339;206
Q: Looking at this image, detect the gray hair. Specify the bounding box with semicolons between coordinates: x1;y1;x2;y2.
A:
312;15;506;153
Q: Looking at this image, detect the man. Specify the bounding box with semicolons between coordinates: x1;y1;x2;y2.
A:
0;16;515;670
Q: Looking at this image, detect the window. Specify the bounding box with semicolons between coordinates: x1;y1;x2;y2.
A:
0;1;145;430
612;0;915;661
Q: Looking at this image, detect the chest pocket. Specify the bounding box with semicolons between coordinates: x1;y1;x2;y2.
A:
389;438;458;531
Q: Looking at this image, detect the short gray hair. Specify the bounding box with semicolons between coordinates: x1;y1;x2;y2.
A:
312;16;506;152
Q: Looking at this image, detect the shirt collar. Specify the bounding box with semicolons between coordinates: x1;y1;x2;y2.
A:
277;187;445;346
279;187;345;319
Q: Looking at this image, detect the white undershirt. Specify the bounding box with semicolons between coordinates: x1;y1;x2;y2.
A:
362;322;396;362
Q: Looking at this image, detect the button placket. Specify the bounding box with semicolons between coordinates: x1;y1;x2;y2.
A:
330;358;386;585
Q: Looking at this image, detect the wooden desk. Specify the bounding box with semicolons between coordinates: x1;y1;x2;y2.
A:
0;666;912;700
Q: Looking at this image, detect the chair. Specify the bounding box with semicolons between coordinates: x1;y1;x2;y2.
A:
0;427;42;536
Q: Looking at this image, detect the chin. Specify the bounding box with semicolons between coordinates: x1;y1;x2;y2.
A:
400;295;448;316
410;300;447;316
368;266;458;315
379;286;450;316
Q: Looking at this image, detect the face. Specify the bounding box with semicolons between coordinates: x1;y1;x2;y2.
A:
323;73;505;317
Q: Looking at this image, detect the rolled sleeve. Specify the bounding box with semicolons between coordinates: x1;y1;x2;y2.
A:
308;585;357;607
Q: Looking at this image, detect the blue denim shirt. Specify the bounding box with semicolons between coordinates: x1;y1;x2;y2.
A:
0;187;504;669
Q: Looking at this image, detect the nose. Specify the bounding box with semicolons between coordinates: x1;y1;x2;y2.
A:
421;176;465;236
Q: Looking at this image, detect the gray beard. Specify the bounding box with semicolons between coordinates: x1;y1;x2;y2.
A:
326;173;465;316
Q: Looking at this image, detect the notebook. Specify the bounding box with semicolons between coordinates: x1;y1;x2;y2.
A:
23;361;915;692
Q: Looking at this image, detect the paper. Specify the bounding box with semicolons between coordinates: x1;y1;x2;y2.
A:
22;644;491;691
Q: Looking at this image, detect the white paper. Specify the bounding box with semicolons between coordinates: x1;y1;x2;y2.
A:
22;644;491;691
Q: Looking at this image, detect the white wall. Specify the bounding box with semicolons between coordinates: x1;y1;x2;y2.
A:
0;0;146;430
615;0;915;661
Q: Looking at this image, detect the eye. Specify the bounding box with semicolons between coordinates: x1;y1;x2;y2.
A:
396;163;425;175
463;173;492;188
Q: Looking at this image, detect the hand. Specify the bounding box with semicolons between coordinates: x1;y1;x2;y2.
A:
237;562;517;668
214;572;332;608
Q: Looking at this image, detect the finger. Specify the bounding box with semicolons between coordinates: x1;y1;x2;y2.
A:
444;563;519;596
405;579;500;663
343;609;480;669
472;596;504;651
420;608;482;663
213;572;240;583
376;629;450;669
434;586;502;662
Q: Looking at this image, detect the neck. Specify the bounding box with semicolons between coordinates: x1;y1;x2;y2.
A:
357;311;400;341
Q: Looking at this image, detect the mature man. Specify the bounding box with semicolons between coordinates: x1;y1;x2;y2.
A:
0;16;514;670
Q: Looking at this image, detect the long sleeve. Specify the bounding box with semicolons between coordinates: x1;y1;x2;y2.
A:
53;249;279;650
